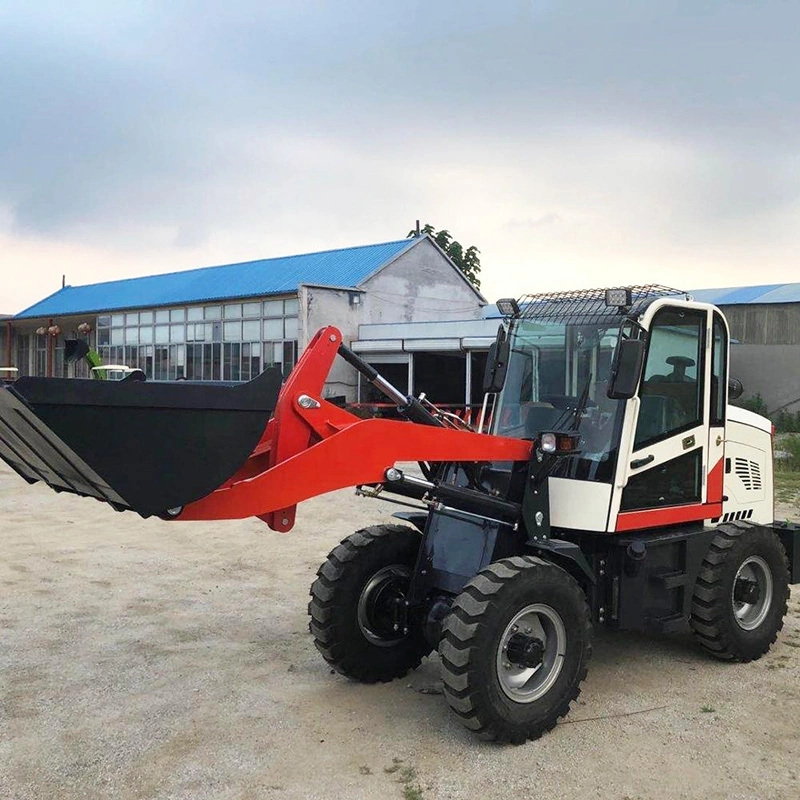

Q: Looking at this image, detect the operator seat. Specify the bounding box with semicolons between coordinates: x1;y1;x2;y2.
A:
664;355;695;382
638;355;699;440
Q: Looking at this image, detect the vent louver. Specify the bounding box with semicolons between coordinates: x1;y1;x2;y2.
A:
734;458;763;491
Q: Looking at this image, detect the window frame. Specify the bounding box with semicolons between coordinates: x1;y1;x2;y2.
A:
633;306;708;451
710;312;728;427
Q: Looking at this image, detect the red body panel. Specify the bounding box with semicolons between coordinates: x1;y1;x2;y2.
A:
615;457;724;532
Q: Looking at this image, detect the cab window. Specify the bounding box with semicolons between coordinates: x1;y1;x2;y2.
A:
634;308;706;449
710;313;727;426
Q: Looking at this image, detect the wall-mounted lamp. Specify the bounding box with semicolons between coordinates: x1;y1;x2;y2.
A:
77;322;92;334
47;325;61;337
35;326;47;336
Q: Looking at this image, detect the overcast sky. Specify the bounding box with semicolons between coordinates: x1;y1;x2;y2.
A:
2;1;799;312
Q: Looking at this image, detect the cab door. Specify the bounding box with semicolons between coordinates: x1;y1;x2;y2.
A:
612;305;722;531
706;313;728;508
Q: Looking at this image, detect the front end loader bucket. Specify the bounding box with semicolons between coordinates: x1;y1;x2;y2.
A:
0;368;282;517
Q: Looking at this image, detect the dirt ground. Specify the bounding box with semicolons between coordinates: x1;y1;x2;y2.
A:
2;461;800;800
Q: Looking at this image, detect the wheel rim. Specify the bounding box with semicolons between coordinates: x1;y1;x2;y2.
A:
731;555;773;631
495;603;567;704
357;565;411;647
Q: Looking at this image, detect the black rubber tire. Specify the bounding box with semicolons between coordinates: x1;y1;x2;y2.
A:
690;521;790;662
308;524;430;683
439;556;592;744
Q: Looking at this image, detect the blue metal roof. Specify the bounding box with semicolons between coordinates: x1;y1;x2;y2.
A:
15;238;418;319
691;283;800;306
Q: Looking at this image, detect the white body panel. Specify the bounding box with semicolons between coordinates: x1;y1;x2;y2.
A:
722;406;774;525
549;478;613;532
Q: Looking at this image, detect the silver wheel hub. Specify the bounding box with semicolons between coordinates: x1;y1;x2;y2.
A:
495;603;567;704
732;555;773;631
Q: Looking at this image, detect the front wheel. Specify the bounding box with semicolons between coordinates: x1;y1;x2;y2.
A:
308;524;430;683
439;556;592;743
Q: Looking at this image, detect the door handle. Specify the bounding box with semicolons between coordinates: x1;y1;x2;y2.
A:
630;455;655;470
716;434;723;446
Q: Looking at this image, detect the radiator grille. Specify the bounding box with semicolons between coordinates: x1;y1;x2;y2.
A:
734;458;763;491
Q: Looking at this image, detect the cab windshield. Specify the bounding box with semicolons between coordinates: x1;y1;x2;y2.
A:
491;318;626;483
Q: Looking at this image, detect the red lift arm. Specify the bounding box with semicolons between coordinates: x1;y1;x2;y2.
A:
179;326;533;531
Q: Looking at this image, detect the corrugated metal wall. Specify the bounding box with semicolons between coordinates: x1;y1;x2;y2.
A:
719;303;800;345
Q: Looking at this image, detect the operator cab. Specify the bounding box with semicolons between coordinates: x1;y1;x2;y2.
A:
488;286;765;534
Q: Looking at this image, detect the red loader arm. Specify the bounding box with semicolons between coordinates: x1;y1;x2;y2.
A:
179;326;532;531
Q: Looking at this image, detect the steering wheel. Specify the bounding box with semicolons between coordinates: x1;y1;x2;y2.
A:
666;355;695;368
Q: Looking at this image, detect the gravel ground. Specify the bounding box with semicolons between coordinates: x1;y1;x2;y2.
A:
2;460;800;800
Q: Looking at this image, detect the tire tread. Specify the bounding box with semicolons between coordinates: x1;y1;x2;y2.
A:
439;555;592;744
308;524;428;683
689;522;789;662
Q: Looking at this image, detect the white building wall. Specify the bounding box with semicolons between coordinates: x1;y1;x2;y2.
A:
300;237;485;400
358;237;483;326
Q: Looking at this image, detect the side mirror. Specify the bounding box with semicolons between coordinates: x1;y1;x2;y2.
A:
728;378;744;401
607;338;646;400
483;326;511;393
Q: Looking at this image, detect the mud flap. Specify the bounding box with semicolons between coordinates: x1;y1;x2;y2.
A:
0;367;282;517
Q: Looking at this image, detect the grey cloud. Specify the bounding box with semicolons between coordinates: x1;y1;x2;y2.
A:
0;0;799;269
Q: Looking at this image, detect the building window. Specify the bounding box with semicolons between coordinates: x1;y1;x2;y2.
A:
94;297;299;381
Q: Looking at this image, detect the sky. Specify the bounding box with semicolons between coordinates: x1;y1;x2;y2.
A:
2;1;799;313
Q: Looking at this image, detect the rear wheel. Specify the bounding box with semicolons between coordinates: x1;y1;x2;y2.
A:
308;525;430;683
439;556;592;743
690;522;789;661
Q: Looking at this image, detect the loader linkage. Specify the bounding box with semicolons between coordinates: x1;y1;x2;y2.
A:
178;326;533;529
0;325;531;527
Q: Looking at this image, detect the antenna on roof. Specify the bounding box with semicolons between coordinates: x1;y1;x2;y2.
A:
62;275;66;288
415;220;421;237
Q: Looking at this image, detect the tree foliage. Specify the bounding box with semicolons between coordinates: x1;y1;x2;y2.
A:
733;391;800;432
407;223;481;290
733;392;769;417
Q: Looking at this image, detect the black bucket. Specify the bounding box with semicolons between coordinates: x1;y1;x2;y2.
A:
0;368;283;517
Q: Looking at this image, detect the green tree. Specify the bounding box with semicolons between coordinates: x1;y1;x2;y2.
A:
407;223;482;290
733;392;768;416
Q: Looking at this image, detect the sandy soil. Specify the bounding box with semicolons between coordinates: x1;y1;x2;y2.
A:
2;460;800;800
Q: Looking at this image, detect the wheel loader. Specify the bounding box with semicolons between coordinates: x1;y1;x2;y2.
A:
1;285;798;743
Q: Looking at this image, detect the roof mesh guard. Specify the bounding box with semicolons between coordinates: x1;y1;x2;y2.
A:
516;285;688;325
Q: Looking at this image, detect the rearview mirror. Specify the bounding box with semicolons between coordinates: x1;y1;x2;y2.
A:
607;338;646;400
483;326;511;393
728;378;744;401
